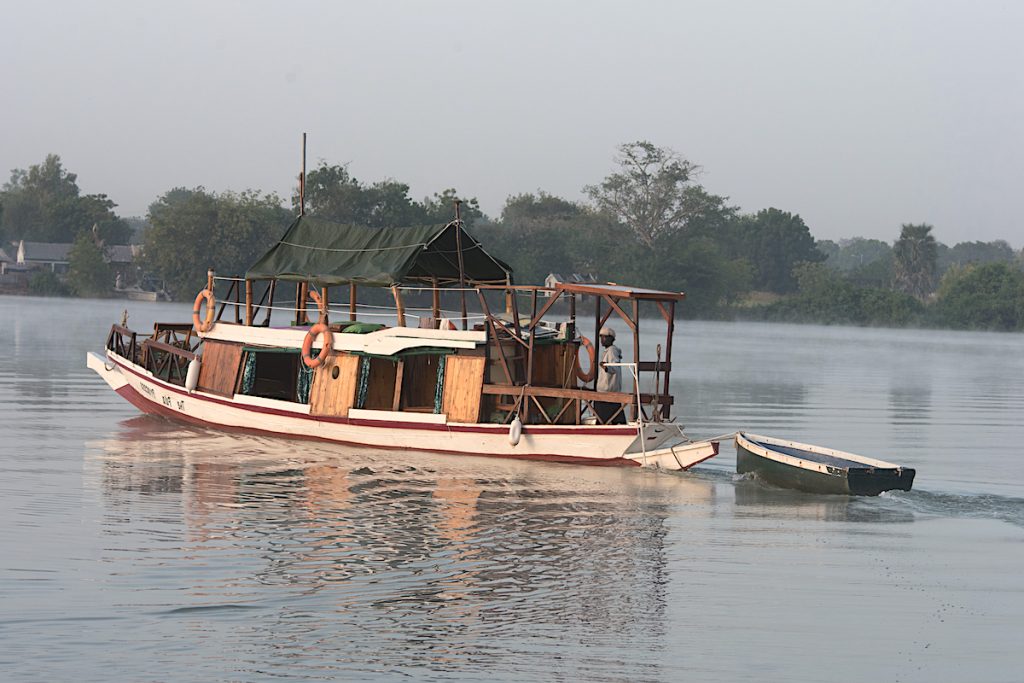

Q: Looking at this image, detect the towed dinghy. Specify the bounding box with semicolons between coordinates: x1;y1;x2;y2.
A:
735;432;915;496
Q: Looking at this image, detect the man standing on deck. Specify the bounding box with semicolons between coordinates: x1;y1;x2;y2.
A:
595;326;625;424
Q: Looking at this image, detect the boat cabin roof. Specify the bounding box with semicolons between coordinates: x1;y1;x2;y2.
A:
554;281;686;302
246;215;512;287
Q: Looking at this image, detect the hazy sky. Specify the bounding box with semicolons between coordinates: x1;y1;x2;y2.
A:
3;0;1022;245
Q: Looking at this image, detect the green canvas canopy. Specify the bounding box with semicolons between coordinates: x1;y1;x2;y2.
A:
246;215;513;287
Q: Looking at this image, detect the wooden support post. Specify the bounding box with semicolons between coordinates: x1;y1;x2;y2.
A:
478;290;514;385
265;279;276;326
391;285;406;327
593;294;601;391
455;200;468;330
663;300;675;419
349;283;357;322
525;288;538;383
431;277;440;323
510;287;522;339
234;278;241;323
460;290;468;331
392;360;405;411
245;279;253;326
632;298;640;421
322;286;329;324
603;295;637;332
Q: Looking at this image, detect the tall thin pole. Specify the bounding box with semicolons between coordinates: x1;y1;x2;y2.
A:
299;132;307;216
454;199;467;330
431;277;440;322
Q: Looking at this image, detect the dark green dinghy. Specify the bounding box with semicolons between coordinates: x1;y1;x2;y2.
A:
735;432;915;496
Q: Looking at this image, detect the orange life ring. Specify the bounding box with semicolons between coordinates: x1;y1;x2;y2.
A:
574;336;597;383
192;289;216;333
301;323;333;368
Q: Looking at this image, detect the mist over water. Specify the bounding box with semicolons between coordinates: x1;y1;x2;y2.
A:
2;296;1022;682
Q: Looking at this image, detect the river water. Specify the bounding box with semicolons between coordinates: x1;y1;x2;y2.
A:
1;295;1022;682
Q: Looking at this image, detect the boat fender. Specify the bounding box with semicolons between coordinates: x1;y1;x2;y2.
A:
509;415;523;446
185;358;201;393
302;323;333;368
574;336;597;383
192;289;216;333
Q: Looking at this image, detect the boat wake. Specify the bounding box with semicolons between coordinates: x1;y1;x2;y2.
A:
890;489;1024;528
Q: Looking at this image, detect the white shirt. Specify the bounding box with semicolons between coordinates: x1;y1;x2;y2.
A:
597;344;622;393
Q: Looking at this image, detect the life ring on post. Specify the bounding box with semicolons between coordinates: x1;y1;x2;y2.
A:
574;336;597;383
302;323;333;368
192;289;216;333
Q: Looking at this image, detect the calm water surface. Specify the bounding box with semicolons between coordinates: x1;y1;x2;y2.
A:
1;295;1022;682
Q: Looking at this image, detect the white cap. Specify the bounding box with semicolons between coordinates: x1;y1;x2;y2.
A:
600;326;615;339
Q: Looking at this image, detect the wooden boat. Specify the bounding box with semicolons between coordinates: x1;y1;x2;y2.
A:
735;432;915;495
87;189;719;471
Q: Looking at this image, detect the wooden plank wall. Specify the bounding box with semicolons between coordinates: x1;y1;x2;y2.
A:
309;352;360;418
442;355;486;423
532;343;576;388
363;358;398;411
197;340;244;397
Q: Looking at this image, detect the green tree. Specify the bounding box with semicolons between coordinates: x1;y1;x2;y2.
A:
67;231;113;297
893;223;938;300
732;208;825;293
422;189;484;228
298;162;483;229
584;141;704;248
28;270;69;296
936;240;1016;279
0;154;130;244
757;263;923;326
143;188;289;299
826;238;893;272
933;262;1024;330
479;193;586;284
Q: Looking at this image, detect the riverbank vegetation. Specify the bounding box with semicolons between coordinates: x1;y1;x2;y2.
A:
2;148;1022;331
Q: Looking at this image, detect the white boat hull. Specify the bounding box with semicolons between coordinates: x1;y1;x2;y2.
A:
637;440;720;470
88;351;691;467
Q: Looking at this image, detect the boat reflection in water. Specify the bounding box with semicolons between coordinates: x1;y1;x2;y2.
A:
89;415;719;678
732;475;915;524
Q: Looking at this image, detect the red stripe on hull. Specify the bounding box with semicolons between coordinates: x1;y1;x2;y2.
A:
112;384;640;467
109;356;637;438
682;442;719;470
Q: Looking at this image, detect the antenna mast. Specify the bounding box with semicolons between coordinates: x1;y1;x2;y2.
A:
299;132;307;216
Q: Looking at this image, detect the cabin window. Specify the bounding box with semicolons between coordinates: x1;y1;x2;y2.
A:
400;353;446;413
353;352;449;413
239;349;313;404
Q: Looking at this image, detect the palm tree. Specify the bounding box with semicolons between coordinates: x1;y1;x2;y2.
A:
893;223;937;300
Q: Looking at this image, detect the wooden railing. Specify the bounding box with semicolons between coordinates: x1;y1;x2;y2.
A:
481;384;674;426
106;325;141;365
142;338;197;387
152;322;200;354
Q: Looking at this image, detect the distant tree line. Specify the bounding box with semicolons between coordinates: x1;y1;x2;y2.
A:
2;148;1022;331
766;225;1024;330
